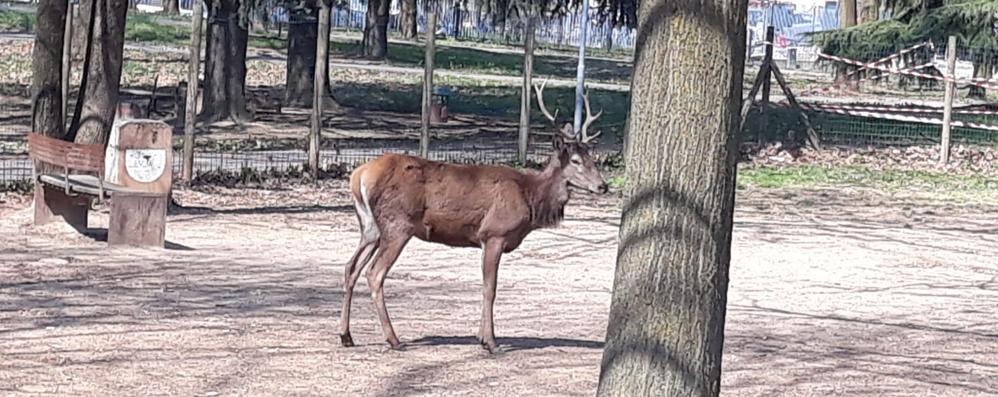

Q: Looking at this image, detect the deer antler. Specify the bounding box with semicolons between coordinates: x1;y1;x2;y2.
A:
580;88;603;143
532;79;561;127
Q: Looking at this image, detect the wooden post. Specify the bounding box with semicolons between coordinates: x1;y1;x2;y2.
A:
518;10;536;165
61;3;74;125
761;26;774;105
182;0;203;183
310;0;331;179
740;64;768;131
758;26;774;143
771;63;821;150
940;35;957;165
420;11;437;158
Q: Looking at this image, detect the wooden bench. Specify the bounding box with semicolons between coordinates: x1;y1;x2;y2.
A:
27;133;168;247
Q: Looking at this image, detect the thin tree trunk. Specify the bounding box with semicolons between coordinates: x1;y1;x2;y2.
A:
860;0;878;23
286;1;320;107
70;0;129;145
165;0;180;15
837;0;858;90
840;0;856;26
201;0;250;122
596;0;747;394
362;0;389;58
31;0;68;138
400;0;417;39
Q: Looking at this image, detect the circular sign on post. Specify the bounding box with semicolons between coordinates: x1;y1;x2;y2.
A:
124;149;167;183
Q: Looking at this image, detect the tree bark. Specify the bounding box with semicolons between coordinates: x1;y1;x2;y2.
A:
362;0;390;59
400;0;417;39
165;0;181;15
860;0;878;23
201;0;250;122
69;0;129;145
836;0;858;91
286;1;319;107
71;0;92;60
840;0;856;27
31;0;68;138
596;0;747;395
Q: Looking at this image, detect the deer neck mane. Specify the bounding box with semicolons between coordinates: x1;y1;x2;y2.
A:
525;157;570;229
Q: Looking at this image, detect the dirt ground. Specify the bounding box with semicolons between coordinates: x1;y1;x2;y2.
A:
1;183;997;396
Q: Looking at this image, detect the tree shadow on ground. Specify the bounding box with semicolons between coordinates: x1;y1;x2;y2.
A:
410;335;604;352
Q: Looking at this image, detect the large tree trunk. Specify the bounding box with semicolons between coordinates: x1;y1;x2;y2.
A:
361;0;390;59
201;0;250;122
285;1;319;107
400;0;417;39
164;0;180;15
69;0;129;145
31;0;68;138
595;0;747;394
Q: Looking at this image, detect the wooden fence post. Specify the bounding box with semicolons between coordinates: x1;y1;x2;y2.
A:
61;2;74;126
940;35;957;165
420;11;437;158
310;0;331;179
182;0;203;183
518;10;535;165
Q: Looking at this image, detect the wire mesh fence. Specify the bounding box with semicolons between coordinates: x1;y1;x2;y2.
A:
743;38;998;148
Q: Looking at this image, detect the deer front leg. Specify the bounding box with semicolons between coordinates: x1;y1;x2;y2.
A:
479;238;504;354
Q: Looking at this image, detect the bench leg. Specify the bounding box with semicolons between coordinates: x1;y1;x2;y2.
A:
108;193;167;248
33;183;90;231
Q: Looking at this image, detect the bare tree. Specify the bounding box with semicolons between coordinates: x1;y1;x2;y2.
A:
201;0;251;122
400;0;417;39
165;0;181;15
67;0;130;145
362;0;390;58
595;0;748;395
30;0;68;138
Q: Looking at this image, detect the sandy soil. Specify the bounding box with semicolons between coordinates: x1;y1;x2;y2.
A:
1;183;996;396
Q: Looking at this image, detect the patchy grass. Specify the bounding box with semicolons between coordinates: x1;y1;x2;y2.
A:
328;38;632;83
124;14;190;44
0;9;33;33
331;78;629;141
736;165;998;193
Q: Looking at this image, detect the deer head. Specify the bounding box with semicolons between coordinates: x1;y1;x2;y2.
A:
533;80;608;194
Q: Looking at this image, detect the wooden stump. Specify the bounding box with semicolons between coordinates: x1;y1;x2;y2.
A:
33;184;90;231
108;192;168;248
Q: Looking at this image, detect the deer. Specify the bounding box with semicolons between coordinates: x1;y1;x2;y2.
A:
337;80;607;354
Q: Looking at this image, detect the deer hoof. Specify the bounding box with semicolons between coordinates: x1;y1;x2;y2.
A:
388;341;407;351
340;333;355;347
480;340;499;354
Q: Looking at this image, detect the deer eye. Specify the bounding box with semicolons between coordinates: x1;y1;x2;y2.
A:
570;154;582;165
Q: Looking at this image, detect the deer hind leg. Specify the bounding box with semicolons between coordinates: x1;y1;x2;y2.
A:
339;184;382;347
339;236;379;347
478;238;504;354
366;231;411;350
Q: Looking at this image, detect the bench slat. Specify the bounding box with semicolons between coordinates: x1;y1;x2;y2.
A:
38;174;157;198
